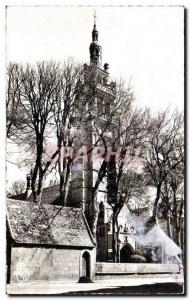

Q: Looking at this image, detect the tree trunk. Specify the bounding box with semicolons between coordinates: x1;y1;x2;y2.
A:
90;159;108;239
112;214;116;262
178;199;184;250
90;190;99;240
58;138;72;206
112;210;118;262
36;162;44;205
59;167;72;206
31;138;44;204
176;229;181;247
116;217;121;262
63;167;72;205
31;164;38;202
173;189;180;246
59;172;65;203
167;214;172;238
35;189;43;205
152;182;162;220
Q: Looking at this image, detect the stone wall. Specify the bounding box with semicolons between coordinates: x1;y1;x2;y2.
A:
97;225;108;262
67;171;83;208
10;247;95;283
96;262;180;274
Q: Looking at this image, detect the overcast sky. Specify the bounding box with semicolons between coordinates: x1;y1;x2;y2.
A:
7;6;184;112
6;6;184;185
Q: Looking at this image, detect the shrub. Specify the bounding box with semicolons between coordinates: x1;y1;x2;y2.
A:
130;254;147;263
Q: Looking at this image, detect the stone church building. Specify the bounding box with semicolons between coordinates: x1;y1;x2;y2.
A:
6;17;118;283
9;16;122;262
7;16;181;284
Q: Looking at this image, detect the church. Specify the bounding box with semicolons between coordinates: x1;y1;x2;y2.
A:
9;14;129;263
7;14;182;285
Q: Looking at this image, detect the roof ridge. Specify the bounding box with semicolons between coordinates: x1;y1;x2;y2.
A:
81;211;96;246
42;184;59;190
7;198;82;211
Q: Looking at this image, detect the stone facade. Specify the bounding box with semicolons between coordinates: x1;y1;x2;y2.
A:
10;247;96;283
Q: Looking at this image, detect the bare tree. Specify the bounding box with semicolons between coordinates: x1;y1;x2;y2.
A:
87;79;136;239
7;180;26;196
50;59;89;206
6;64;24;138
159;179;174;238
106;107;150;262
142;110;184;224
7;60;116;207
159;129;184;246
85;77;150;250
7;62;62;203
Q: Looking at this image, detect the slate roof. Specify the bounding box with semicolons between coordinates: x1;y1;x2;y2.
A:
6;199;95;248
9;184;81;206
8;192;27;200
27;185;60;205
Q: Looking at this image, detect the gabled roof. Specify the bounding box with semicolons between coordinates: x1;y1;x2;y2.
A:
9;183;81;207
27;185;60;205
6;199;95;248
8;192;27;200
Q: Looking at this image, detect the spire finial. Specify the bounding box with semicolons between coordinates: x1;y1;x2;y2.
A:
93;9;97;27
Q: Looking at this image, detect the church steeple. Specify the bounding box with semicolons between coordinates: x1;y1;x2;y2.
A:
89;11;102;66
92;11;98;42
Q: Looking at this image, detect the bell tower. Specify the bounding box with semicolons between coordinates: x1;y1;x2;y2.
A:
68;12;117;235
89;11;102;66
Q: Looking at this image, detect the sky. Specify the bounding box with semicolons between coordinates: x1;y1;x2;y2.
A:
6;5;184;185
6;6;184;112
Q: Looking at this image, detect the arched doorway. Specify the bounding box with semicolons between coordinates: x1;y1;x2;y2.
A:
120;242;135;263
81;251;90;278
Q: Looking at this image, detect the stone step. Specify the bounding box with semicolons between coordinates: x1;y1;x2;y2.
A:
95;273;183;282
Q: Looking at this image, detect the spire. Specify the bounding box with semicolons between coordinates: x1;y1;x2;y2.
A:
89;10;102;66
94;9;97;26
92;10;98;42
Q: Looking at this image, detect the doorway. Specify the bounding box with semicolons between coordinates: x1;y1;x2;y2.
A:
81;251;90;278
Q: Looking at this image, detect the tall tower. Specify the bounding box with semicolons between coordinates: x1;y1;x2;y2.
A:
68;13;116;233
84;13;117;232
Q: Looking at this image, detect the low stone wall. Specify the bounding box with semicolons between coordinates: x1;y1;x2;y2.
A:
96;263;180;275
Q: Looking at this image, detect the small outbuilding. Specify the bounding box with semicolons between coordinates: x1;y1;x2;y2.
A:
6;199;96;283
